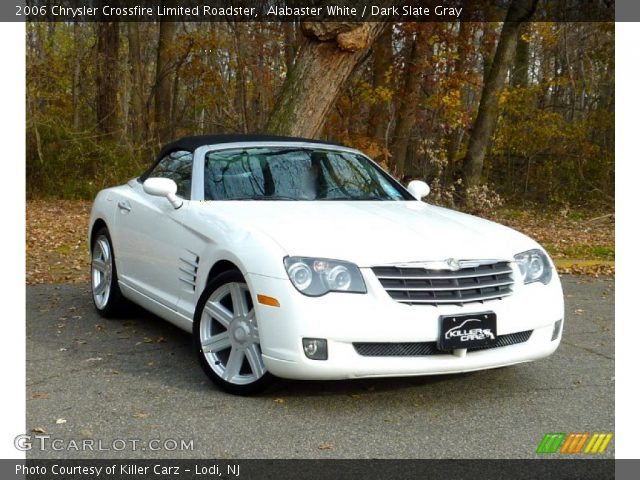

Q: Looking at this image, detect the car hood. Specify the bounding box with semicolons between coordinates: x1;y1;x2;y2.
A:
205;201;537;267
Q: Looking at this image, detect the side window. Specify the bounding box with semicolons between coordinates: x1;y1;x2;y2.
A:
147;150;193;199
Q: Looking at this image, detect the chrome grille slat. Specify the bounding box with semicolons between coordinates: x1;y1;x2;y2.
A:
374;267;513;280
391;291;513;304
383;279;513;292
373;261;514;306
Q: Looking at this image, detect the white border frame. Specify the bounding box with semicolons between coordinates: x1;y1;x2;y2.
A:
0;22;26;459
0;19;634;461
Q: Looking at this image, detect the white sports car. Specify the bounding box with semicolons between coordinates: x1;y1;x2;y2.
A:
89;135;564;394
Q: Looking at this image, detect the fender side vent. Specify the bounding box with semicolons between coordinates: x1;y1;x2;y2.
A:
179;250;199;292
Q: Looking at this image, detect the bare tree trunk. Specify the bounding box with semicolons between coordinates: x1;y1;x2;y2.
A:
446;22;470;182
72;21;83;130
31;24;49;115
367;24;392;145
390;25;430;177
96;22;120;139
28;97;44;165
121;63;130;137
127;22;146;144
170;51;189;139
265;21;388;138
512;23;530;88
461;0;538;189
154;21;178;144
252;25;269;131
284;21;298;78
232;23;249;133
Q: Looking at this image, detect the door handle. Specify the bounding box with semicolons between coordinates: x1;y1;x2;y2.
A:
117;200;132;212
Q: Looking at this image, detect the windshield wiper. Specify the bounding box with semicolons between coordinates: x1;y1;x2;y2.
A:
322;195;391;201
224;195;300;201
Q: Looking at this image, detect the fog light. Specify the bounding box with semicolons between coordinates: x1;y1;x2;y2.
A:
551;319;563;341
302;338;328;360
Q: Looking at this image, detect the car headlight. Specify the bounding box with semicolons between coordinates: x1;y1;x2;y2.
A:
514;249;553;285
284;256;367;296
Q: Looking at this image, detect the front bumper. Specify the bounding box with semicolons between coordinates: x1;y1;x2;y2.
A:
246;268;564;380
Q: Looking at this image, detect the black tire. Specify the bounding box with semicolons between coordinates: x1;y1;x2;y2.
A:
90;227;127;317
194;270;274;395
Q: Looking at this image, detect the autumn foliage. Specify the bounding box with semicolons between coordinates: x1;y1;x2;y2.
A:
26;21;613;210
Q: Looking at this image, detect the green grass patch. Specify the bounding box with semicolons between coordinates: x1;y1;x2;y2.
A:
566;211;588;221
55;244;72;255
554;259;615;268
543;244;615;261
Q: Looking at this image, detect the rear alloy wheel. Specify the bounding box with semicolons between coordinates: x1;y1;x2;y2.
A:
194;270;273;395
91;228;126;317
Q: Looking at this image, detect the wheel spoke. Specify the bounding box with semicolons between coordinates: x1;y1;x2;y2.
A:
201;332;231;354
223;347;244;381
92;258;106;272
245;344;265;378
205;301;233;328
248;316;260;342
95;278;108;296
230;283;249;317
98;239;110;262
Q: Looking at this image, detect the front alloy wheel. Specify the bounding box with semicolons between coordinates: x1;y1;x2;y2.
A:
194;270;273;395
90;227;126;317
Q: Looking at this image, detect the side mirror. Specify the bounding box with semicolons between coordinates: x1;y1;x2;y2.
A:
406;180;430;200
143;177;183;209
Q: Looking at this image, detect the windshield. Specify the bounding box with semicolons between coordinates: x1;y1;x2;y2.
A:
203;147;412;201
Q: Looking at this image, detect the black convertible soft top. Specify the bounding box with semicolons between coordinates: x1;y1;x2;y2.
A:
156;134;344;160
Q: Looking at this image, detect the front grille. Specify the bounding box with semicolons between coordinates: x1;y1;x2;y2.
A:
353;330;533;357
354;342;440;357
467;330;533;351
372;261;514;306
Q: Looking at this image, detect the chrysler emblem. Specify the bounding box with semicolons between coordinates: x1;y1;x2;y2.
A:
446;258;461;270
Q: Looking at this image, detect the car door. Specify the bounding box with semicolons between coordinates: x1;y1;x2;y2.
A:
114;150;194;310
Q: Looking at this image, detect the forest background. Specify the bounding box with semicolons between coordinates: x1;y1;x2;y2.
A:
25;15;615;283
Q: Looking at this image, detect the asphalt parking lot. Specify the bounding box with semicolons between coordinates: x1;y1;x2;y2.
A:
25;276;614;459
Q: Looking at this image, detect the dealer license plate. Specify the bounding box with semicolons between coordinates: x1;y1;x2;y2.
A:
438;312;497;351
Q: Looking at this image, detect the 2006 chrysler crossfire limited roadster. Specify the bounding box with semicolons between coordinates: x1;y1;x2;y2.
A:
89;135;564;394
